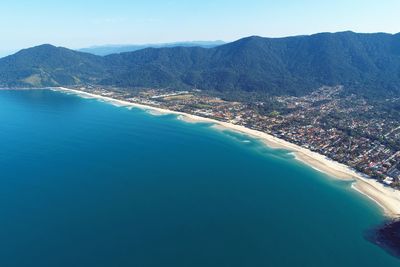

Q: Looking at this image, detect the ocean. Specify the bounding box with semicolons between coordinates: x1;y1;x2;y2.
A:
0;89;398;266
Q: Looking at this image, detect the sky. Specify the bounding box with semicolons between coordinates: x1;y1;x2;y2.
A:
0;0;399;54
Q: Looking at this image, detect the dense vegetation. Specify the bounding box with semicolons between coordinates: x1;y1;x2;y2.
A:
0;44;107;87
1;31;400;98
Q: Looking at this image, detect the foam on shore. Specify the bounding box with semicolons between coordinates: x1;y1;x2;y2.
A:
53;87;400;218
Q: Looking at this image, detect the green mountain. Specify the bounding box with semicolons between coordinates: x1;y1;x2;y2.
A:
0;44;107;87
1;32;400;98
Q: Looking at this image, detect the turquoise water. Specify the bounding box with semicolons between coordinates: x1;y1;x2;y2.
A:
0;89;398;266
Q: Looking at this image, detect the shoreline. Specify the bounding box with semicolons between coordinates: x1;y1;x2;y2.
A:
48;87;400;218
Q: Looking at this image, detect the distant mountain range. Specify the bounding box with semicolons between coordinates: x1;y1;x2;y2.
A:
78;41;226;56
1;31;400;98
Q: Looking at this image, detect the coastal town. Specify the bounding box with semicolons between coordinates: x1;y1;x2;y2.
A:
69;85;400;190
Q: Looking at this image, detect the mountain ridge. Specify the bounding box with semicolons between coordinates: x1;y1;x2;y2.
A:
78;41;226;56
1;31;400;98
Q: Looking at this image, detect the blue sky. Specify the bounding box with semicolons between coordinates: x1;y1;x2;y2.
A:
0;0;399;53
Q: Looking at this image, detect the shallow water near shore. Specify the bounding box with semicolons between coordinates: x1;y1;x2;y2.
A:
0;89;399;266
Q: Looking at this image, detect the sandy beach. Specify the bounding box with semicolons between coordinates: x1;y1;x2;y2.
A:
53;87;400;218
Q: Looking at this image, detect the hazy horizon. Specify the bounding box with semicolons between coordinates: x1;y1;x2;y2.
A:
1;0;399;54
1;29;399;58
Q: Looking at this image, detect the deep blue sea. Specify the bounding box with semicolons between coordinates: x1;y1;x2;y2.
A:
0;89;398;266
